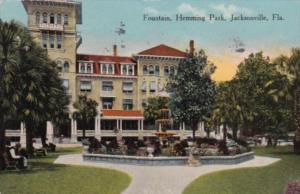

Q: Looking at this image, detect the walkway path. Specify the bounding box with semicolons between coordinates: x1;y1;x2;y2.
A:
54;154;280;194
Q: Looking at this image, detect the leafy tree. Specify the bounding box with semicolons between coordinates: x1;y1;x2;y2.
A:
73;95;98;139
0;20;23;154
274;48;300;153
143;97;168;124
211;80;243;139
168;50;216;140
233;52;292;138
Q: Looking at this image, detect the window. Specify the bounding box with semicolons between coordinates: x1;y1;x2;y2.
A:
123;99;133;110
49;33;55;48
57;13;62;24
63;61;69;73
102;81;113;91
149;81;156;93
121;65;127;75
128;65;134;75
42;12;47;23
50;13;55;24
64;14;68;25
102;98;113;109
143;65;148;75
101;64;114;74
79;62;93;74
170;66;175;76
141;81;146;92
149;65;154;75
123;82;133;93
57;33;62;49
80;81;92;92
62;79;69;90
56;60;63;72
108;64;113;74
155;65;160;76
35;12;40;24
164;66;169;76
42;32;47;48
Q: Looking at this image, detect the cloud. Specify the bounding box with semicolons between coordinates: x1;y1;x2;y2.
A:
144;7;159;15
211;4;252;18
177;3;206;16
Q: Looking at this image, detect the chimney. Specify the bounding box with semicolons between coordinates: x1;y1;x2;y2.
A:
113;44;117;56
189;40;195;54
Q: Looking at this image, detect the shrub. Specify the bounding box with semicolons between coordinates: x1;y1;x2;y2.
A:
218;140;229;155
196;137;218;147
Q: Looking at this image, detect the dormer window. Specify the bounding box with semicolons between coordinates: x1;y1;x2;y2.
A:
79;62;93;74
35;12;40;24
42;12;47;23
101;64;114;75
121;64;135;76
50;13;55;24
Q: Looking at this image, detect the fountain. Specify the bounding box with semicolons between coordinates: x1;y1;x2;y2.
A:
154;108;176;142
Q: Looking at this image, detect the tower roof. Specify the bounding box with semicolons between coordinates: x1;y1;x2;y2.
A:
137;44;187;58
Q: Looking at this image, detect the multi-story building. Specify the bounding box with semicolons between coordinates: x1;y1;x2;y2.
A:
19;0;205;143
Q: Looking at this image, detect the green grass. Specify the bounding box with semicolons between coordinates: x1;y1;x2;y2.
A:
183;146;300;194
0;147;131;194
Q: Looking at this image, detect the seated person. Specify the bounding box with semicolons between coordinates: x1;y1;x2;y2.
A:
6;142;28;169
44;138;56;152
33;139;47;156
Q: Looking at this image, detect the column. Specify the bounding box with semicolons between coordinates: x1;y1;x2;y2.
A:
138;119;143;140
20;122;26;147
46;121;54;143
71;118;78;143
95;115;101;140
116;119;123;142
198;121;205;137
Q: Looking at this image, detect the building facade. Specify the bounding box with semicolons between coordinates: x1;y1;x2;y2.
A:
20;0;205;143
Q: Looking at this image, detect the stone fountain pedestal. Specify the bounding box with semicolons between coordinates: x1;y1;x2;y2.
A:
185;144;201;167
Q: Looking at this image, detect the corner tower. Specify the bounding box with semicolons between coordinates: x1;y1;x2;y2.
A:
22;0;82;112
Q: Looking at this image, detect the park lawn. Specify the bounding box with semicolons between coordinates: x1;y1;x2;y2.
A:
0;147;131;194
183;146;300;194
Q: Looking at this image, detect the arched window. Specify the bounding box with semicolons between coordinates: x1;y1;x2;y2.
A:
170;66;175;76
42;12;48;24
63;61;69;72
56;60;63;72
50;13;55;24
149;65;154;75
143;65;148;75
64;14;69;25
57;13;62;25
102;64;107;74
155;65;160;76
164;66;169;76
35;12;40;24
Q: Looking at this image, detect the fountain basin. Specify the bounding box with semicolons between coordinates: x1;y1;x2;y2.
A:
83;151;254;166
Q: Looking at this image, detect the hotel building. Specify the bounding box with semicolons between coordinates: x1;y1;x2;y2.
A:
17;0;206;143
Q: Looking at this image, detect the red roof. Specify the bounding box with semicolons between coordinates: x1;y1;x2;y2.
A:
101;110;143;118
77;54;135;64
138;44;187;57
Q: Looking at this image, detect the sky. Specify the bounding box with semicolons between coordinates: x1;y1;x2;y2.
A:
0;0;300;81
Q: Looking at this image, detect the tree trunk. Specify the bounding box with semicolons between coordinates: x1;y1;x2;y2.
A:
192;121;197;141
232;125;238;139
26;120;34;156
223;124;227;141
294;86;300;154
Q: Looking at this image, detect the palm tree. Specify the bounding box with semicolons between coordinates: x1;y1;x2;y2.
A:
275;48;300;153
73;95;98;139
0;20;22;156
